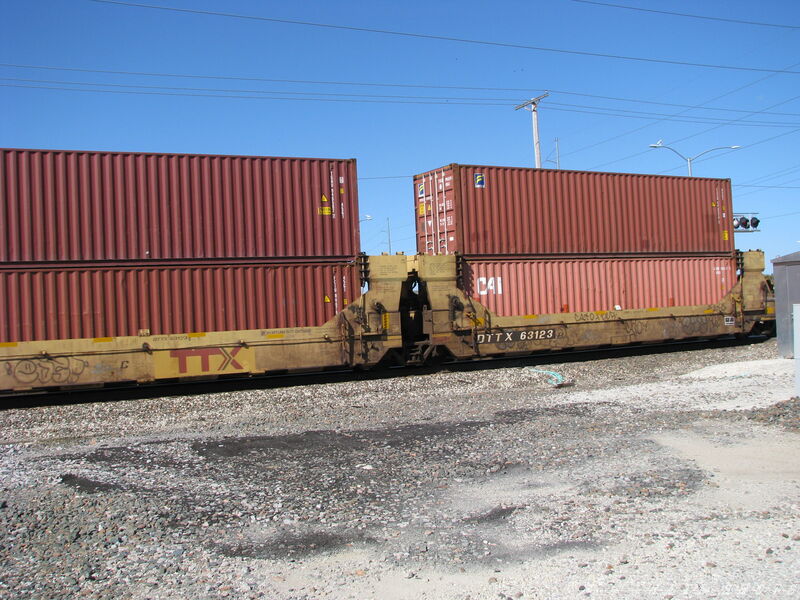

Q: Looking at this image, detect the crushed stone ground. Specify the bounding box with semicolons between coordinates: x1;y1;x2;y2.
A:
1;337;798;599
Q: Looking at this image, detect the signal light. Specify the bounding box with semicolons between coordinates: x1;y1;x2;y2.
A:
732;213;760;232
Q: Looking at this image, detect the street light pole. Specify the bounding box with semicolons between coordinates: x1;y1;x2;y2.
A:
649;140;741;176
515;92;549;168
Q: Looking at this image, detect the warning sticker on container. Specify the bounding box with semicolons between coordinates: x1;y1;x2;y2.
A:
418;203;426;216
418;183;425;197
474;173;485;188
318;206;333;215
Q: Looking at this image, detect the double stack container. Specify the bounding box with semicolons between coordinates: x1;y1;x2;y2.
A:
1;148;361;342
414;164;737;315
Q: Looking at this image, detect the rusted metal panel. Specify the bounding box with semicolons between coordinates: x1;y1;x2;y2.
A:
1;148;360;262
415;164;734;256
460;256;737;316
0;261;357;342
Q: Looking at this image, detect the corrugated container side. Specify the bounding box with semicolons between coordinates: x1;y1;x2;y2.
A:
460;256;737;316
415;165;734;256
0;262;358;342
1;148;360;262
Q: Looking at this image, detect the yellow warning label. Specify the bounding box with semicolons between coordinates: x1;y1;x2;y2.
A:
766;306;775;314
343;298;348;305
381;312;390;330
322;194;330;202
339;187;345;194
92;337;114;343
418;203;426;216
265;333;285;339
324;295;331;303
187;332;206;338
722;230;729;240
318;206;333;215
0;342;18;348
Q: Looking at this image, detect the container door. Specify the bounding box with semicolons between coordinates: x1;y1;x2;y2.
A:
416;168;456;255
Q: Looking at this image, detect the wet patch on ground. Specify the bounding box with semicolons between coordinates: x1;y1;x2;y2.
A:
58;473;125;494
218;530;374;560
462;505;524;524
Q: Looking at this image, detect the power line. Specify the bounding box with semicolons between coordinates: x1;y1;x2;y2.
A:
571;0;800;30
734;184;800;189
89;0;800;75
0;83;511;106
4;62;800;118
9;78;800;127
762;211;800;219
582;63;800;170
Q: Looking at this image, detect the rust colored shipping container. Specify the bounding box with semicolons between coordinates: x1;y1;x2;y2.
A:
0;261;357;342
460;256;737;317
0;148;360;262
415;164;734;256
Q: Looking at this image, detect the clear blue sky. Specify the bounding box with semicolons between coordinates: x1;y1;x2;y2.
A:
2;0;799;267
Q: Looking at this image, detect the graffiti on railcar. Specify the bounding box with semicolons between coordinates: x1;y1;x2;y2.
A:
5;356;89;385
621;319;646;336
575;311;620;322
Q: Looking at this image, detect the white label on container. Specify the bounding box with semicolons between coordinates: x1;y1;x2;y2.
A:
477;276;503;295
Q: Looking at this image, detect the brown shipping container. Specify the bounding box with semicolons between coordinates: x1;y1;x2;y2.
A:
1;148;360;262
461;256;737;317
415;165;734;256
0;261;357;342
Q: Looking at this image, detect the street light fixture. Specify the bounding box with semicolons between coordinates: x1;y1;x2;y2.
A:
648;140;741;176
359;215;373;223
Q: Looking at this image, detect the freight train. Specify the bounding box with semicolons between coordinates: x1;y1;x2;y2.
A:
0;149;775;396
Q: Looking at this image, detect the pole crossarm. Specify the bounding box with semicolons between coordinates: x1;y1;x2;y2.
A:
515;92;550;168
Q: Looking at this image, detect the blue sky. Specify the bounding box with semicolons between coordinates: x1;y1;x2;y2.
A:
2;0;799;267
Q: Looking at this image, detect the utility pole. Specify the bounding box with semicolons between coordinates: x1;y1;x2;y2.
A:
515;92;549;168
386;217;392;254
554;138;560;169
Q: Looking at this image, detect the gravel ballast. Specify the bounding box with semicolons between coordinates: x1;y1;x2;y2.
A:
1;338;798;599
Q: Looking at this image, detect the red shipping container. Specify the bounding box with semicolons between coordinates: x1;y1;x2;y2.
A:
415;164;734;256
1;148;360;262
0;261;357;342
460;256;737;317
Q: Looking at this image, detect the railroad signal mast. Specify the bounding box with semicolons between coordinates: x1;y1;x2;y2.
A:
733;213;761;232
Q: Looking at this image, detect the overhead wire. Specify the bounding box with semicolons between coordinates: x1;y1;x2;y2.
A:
4;62;800;117
583;62;800;171
570;0;800;30
88;0;800;75
6;76;800;128
9;79;800;129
